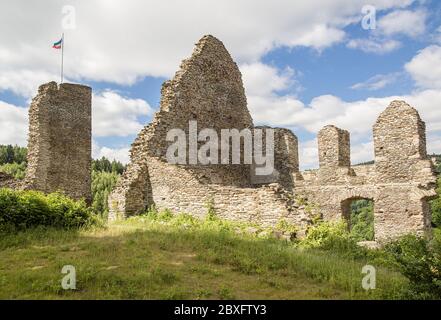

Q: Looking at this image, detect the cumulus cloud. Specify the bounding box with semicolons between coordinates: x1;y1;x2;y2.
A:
240;62;297;96
251;89;441;137
244;61;441;168
299;138;319;170
405;45;441;89
0;101;28;146
0;0;417;96
377;9;427;38
346;8;427;55
92;140;130;164
92;90;152;137
346;38;401;54
377;9;427;37
0;70;59;99
0;89;151;153
350;73;400;90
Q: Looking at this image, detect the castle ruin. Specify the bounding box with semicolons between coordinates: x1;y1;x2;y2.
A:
10;35;436;244
23;82;92;203
108;35;438;243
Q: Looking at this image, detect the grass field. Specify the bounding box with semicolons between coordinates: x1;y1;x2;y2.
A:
0;213;407;300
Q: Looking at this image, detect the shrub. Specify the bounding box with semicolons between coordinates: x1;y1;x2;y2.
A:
386;234;441;299
431;176;441;227
0;188;95;231
0;162;26;180
300;220;366;258
350;200;374;242
91;170;119;218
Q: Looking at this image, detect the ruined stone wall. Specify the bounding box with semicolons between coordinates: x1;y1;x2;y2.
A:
108;35;436;243
108;35;307;226
250;127;299;190
24;82;92;202
318;125;350;168
372;101;436;241
296;101;437;242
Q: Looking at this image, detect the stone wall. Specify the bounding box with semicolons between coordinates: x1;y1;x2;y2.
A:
0;172;20;189
297;101;437;242
108;35;437;243
108;36;309;225
23;82;92;202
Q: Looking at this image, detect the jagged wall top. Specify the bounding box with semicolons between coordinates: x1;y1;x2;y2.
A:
131;35;253;162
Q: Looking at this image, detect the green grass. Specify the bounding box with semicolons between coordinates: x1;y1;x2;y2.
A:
0;214;407;299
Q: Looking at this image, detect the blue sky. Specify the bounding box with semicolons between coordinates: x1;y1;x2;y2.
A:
1;0;441;169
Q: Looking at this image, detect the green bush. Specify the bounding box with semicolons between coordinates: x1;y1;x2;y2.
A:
350;200;374;242
91;170;119;218
386;234;441;299
301;221;360;253
0;188;95;231
0;162;26;180
431;176;441;227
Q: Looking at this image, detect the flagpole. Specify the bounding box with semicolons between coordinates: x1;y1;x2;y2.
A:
61;33;64;83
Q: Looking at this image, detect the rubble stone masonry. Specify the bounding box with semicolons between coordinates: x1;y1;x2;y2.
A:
10;35;435;244
23;82;92;203
108;35;437;243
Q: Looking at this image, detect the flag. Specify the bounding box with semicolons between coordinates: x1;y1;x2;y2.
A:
53;38;63;49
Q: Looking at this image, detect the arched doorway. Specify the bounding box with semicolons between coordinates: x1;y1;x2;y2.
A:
341;197;375;241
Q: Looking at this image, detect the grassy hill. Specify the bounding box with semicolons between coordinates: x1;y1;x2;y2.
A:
0;213;406;300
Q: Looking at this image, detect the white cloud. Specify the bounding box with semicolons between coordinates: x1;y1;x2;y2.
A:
351;141;374;164
377;9;427;38
92;141;130;164
346;8;427;55
0;70;59;99
240;62;305;129
405;45;441;89
240;62;296;96
0;90;151;158
0;0;417;96
347;38;401;54
0;101;28;146
245;68;441;168
299;138;318;170
350;73;400;90
92;90;152;137
285;25;346;50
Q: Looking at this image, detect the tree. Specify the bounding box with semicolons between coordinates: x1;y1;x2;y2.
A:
92;157;125;174
0;145;27;165
91;170;119;218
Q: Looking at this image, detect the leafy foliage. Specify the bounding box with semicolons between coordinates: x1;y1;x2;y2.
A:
0;145;27;165
350;200;375;242
0;188;95;231
431;176;441;227
92;157;126;174
0;162;26;180
301;220;359;252
91;170;119;218
386;234;441;299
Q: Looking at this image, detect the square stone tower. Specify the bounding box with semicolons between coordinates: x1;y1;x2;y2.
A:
24;82;92;203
